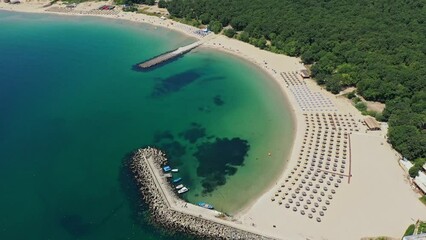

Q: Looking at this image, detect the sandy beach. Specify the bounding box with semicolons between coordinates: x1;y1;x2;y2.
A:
2;1;426;239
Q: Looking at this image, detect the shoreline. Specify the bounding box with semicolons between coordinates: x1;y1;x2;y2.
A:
130;147;277;239
195;45;299;217
0;2;203;41
3;2;426;240
0;1;301;215
196;46;298;215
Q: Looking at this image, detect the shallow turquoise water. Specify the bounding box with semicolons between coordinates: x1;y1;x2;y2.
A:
0;11;293;239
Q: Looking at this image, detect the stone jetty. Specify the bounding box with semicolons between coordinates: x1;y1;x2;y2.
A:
130;147;273;240
136;41;202;69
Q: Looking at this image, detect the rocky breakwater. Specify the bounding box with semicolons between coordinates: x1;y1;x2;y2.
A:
130;147;272;240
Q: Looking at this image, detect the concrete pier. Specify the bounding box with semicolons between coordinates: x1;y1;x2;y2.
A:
130;147;274;239
137;41;202;69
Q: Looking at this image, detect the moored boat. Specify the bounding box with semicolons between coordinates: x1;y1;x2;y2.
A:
163;166;171;172
171;168;179;173
172;177;182;183
175;184;184;190
178;187;189;194
197;202;214;209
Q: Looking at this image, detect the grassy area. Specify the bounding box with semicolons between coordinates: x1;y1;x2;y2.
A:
137;9;162;16
404;224;416;236
403;221;426;238
418;221;426;234
348;95;384;121
169;16;201;27
420;195;426;206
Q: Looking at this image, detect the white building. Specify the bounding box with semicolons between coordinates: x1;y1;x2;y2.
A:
403;233;426;240
415;171;426;194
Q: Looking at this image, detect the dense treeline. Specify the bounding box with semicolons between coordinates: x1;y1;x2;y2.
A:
165;0;425;161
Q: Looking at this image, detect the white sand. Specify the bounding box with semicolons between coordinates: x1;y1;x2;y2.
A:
240;130;426;240
2;2;426;239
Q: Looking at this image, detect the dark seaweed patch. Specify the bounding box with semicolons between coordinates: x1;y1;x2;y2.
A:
213;95;224;106
151;70;201;97
194;138;249;194
179;123;206;143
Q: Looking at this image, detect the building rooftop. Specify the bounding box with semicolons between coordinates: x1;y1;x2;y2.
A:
300;69;310;78
403;232;426;240
400;158;414;171
414;171;426;194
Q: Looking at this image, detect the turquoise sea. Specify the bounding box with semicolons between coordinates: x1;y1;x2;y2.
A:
0;11;294;239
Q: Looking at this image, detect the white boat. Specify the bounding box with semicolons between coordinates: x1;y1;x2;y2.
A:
175;184;184;190
178;187;189;194
171;169;179;173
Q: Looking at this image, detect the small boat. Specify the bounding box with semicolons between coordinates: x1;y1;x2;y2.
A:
175;184;184;190
171;168;179;173
172;177;182;183
197;202;214;210
163;166;171;172
178;187;189;194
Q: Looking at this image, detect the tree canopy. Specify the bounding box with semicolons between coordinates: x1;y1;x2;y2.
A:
166;0;425;160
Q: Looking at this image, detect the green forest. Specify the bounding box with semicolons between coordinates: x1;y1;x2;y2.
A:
162;0;425;162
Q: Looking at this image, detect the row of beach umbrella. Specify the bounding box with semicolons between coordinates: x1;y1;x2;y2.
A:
271;112;358;222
